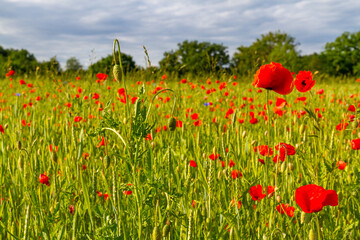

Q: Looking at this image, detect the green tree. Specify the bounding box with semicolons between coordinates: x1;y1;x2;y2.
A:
65;57;82;72
324;31;360;76
232;31;300;75
298;53;329;73
0;46;38;75
37;56;61;76
88;52;136;75
159;40;229;75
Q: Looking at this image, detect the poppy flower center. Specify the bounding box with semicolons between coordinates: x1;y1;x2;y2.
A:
301;80;307;86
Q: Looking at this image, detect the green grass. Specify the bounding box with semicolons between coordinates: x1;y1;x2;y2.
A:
0;72;359;239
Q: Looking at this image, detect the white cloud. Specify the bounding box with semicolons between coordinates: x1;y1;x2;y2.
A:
0;0;359;68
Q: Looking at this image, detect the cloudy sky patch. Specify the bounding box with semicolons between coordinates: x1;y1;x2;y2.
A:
0;0;359;69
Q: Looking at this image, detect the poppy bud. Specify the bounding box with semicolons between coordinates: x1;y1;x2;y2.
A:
276;195;281;203
152;226;161;240
168;117;177;131
123;118;127;125
251;140;257;146
113;64;122;82
37;149;41;156
264;131;268;136
4;123;8;129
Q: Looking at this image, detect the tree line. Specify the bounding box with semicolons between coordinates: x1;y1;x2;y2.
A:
1;30;359;78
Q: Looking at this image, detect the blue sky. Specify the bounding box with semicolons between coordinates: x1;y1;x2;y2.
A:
0;0;359;69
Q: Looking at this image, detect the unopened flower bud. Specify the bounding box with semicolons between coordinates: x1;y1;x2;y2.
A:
113;64;122;82
168;117;177;131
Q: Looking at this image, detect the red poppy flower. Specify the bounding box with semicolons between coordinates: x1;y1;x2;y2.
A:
249;185;266;201
231;170;242;179
351;139;360;150
74;116;83;122
336;161;346;170
39;173;50;186
253;62;294;95
145;134;152;141
189;160;197;168
0;124;4;134
249;117;258;124
275;143;296;156
295;184;338;213
267;186;275;197
19;79;26;85
83;152;89;159
276;204;295;217
316;89;324;94
258;159;265;164
103;193;109;200
123;190;133;195
131;96;138;104
176;120;183;128
118;88;125;96
181;79;187;84
294;71;315;92
193;120;202;126
275;98;287;108
97;137;105;147
209;153;220;160
69;205;75;215
272;153;286;163
348;105;356;112
257;145;273;156
191;113;199;120
92;93;100;99
8;70;15;76
96;73;108;81
229;159;235;168
230;198;242;209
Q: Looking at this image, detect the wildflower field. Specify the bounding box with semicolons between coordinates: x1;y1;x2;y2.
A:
0;50;359;239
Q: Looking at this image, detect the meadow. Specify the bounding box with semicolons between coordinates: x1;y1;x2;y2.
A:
0;58;359;239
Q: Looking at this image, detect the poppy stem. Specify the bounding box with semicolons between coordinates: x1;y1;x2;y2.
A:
113;39;129;121
145;89;177;121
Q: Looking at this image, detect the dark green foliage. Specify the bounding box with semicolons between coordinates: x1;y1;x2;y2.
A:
324;31;360;76
65;57;83;72
231;31;300;75
88;52;136;75
0;46;38;75
159;40;229;75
